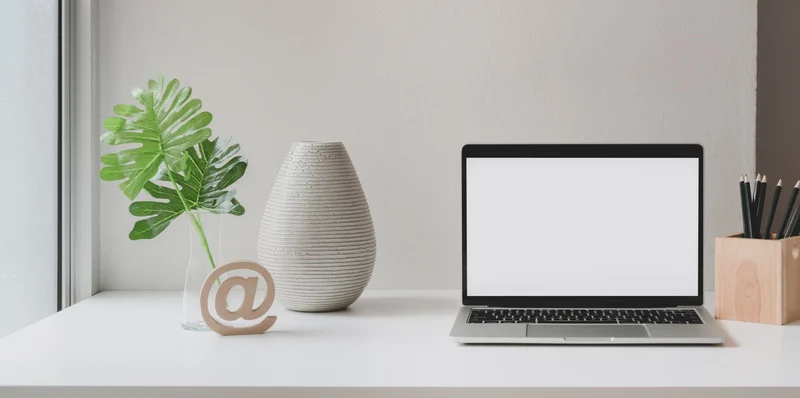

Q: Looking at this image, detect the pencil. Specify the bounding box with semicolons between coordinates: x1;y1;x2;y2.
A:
776;181;800;239
745;175;753;213
754;175;762;212
740;175;754;238
744;174;753;238
786;193;800;239
753;173;761;194
793;216;800;237
752;173;761;213
792;199;800;237
754;175;767;238
752;175;761;237
739;176;750;238
763;179;782;239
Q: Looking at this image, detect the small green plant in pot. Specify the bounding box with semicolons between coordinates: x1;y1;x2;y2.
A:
100;74;247;330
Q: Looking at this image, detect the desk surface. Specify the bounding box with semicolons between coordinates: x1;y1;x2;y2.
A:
1;290;800;397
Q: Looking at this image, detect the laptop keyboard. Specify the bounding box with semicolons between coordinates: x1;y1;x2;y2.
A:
467;308;703;324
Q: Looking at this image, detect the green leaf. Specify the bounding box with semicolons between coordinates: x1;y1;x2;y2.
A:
128;182;185;240
127;137;247;239
113;104;143;117
100;76;212;200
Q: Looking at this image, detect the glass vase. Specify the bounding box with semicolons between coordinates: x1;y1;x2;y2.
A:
182;210;223;331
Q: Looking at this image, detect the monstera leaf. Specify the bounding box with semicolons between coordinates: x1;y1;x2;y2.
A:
127;137;247;240
100;75;213;200
128;181;186;240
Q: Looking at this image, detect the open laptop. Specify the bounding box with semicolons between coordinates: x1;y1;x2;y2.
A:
450;144;726;344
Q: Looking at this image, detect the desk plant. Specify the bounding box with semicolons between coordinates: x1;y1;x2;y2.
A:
100;74;247;330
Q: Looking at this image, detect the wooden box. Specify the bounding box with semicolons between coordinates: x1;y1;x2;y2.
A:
715;234;800;325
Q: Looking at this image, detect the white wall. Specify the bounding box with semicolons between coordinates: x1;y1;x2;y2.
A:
98;0;757;291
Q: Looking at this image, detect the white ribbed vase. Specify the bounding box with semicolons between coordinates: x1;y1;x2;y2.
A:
257;142;376;312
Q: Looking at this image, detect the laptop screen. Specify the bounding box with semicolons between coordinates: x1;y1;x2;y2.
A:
466;156;699;297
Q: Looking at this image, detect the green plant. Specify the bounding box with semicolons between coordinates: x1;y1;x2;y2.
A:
100;74;247;271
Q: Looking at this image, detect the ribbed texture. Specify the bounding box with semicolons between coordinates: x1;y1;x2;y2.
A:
257;142;376;312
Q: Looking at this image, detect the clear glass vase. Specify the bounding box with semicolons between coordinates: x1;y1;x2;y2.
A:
182;210;223;331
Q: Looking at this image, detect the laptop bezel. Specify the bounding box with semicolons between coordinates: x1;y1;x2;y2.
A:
461;144;704;308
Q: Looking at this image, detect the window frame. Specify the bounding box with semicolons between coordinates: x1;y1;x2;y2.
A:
58;0;67;310
60;0;101;310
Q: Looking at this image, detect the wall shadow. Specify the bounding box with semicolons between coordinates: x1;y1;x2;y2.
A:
756;0;800;216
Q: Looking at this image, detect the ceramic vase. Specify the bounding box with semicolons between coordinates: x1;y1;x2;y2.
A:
258;141;376;312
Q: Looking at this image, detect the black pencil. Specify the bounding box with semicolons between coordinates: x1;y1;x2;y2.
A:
777;181;800;239
740;175;754;238
752;175;761;237
745;175;753;213
753;175;762;217
786;194;800;239
754;175;767;237
750;173;761;205
763;179;782;239
792;198;800;237
744;174;753;238
752;173;761;213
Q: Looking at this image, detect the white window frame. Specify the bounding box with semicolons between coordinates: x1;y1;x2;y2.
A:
62;0;101;308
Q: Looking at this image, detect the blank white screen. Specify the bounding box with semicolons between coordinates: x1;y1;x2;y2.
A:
466;157;698;297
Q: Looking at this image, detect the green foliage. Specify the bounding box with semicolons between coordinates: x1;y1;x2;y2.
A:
128;138;247;240
100;74;247;241
128;181;186;240
99;75;213;200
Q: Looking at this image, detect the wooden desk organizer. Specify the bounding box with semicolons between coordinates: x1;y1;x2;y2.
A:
715;234;800;325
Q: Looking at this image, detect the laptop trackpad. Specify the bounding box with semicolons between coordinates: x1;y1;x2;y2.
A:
526;325;649;339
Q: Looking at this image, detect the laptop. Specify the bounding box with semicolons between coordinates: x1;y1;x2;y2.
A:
450;144;726;344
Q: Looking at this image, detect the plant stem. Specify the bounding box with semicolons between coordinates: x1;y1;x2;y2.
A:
164;169;220;285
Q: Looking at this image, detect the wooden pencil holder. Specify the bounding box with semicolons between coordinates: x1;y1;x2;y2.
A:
715;234;800;325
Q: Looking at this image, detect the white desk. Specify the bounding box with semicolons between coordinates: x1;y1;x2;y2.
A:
0;290;799;398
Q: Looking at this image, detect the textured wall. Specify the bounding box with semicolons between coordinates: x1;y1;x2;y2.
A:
98;0;757;291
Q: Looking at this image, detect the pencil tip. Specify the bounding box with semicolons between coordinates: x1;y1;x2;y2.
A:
740;175;744;182
744;175;749;182
778;178;783;186
795;181;799;189
757;173;762;180
763;175;768;183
